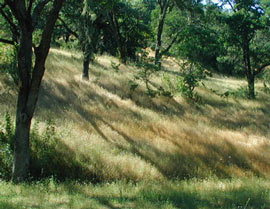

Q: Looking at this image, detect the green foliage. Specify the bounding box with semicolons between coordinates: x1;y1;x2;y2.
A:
30;120;95;182
134;61;160;97
0;113;14;180
0;45;19;85
161;73;177;96
0;115;92;182
110;61;120;72
221;86;250;99
263;71;270;93
30;120;60;179
177;23;222;72
177;63;205;101
128;80;139;92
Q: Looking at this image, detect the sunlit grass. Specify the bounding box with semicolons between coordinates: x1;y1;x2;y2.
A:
0;48;270;183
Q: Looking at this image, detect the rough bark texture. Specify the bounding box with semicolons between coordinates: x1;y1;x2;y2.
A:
3;0;65;183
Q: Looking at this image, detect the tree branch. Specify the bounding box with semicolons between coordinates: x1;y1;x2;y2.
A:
58;16;79;39
255;63;270;75
4;0;27;26
27;0;35;15
28;0;65;116
161;30;181;56
0;4;19;38
32;0;50;28
0;38;15;45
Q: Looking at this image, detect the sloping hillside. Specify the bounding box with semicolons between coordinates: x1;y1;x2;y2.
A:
1;48;270;182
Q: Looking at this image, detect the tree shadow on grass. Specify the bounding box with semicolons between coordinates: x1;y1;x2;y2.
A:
29;133;100;183
34;77;270;181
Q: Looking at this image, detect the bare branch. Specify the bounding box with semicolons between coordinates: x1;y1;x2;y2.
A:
58;16;79;39
0;38;15;45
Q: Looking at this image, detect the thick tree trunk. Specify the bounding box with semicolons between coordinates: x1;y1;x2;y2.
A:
12;103;32;182
11;25;33;182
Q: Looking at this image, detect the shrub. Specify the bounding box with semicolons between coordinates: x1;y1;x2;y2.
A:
0;113;14;181
0;115;93;182
177;62;205;101
0;44;19;85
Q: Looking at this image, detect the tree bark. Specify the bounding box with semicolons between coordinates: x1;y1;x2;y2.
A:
155;0;170;68
12;105;32;182
12;24;33;183
247;75;255;99
82;53;90;80
242;37;255;99
4;0;65;183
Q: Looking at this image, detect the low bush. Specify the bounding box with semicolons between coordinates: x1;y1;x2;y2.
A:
0;115;96;182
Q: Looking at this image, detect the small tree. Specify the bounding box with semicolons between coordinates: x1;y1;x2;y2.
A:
220;0;270;99
0;0;64;183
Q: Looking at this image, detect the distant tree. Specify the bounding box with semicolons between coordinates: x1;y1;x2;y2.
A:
175;2;224;72
0;0;64;183
103;0;150;63
219;0;270;99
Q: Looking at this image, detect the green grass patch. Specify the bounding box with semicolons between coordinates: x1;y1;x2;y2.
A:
0;178;270;209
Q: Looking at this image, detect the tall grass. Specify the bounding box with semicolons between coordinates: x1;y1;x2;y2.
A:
0;48;270;183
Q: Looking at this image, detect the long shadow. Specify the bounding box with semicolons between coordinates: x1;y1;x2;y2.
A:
199;92;270;137
35;76;270;180
32;56;270;181
29;133;100;183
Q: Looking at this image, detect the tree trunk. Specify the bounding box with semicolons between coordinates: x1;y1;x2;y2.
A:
242;36;255;99
6;0;65;183
119;45;127;64
247;74;255;99
11;24;33;182
155;0;169;68
82;55;90;80
12;102;32;183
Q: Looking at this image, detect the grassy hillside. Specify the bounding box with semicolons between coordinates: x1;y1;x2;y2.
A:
1;48;270;182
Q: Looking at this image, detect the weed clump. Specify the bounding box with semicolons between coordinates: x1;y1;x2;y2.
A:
0;114;97;182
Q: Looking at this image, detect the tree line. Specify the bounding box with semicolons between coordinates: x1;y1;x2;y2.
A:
0;0;269;183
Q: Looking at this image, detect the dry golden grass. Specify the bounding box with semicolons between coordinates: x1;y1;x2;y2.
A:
1;48;270;182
